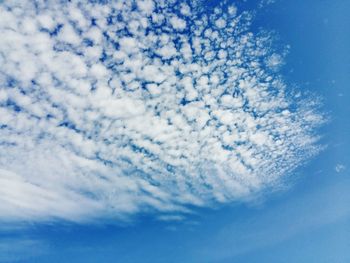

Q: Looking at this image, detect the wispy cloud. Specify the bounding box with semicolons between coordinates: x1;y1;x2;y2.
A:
0;238;48;262
0;0;323;222
192;177;350;262
335;164;346;173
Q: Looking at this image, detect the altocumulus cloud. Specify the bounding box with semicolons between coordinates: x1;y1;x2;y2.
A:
0;0;324;222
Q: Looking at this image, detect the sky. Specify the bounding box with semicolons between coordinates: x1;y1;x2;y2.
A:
0;0;349;262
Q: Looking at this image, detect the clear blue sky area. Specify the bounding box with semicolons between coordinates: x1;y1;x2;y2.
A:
1;0;349;262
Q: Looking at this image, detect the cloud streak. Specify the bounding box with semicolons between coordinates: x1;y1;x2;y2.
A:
0;0;323;222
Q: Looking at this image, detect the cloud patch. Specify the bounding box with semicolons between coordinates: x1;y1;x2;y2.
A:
0;0;323;222
335;164;346;173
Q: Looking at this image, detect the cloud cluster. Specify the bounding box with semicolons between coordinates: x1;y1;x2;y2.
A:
0;0;323;222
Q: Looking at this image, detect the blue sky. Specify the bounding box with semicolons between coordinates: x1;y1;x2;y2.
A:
0;0;349;262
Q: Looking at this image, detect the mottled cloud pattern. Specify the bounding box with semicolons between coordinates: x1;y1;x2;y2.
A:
0;0;323;222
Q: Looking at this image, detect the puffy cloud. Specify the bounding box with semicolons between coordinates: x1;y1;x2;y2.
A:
0;0;323;222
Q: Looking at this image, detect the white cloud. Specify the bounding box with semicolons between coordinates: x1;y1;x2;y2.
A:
0;0;324;222
170;16;187;30
259;0;277;8
266;53;284;69
335;164;346;173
